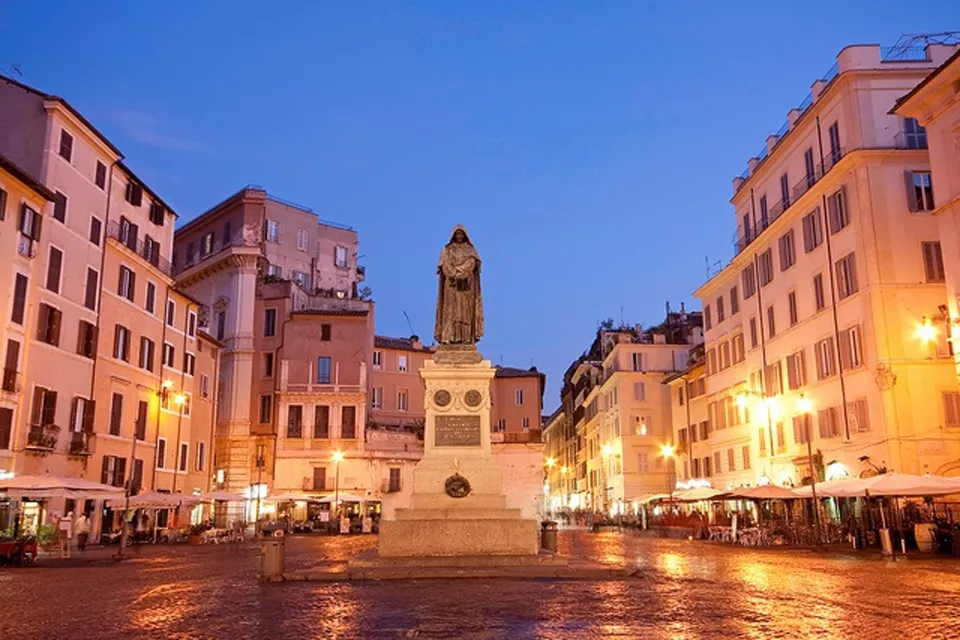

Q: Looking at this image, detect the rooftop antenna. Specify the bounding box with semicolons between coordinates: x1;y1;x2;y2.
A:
402;310;416;338
620;305;625;327
8;64;22;78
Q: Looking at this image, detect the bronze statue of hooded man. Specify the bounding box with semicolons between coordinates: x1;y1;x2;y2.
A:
434;225;484;345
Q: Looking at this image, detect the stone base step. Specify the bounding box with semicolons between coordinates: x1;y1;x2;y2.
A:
409;493;506;510
351;550;568;568
393;507;523;521
379;517;538;557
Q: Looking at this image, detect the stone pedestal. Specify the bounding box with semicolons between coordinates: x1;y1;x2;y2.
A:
378;351;539;557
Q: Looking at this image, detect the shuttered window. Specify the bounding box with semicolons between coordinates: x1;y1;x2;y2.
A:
943;392;960;427
827;186;849;233
786;351;805;390
922;242;945;283
835;253;858;300
817;407;840;438
846;398;870;433
815;337;836;380
802;208;823;252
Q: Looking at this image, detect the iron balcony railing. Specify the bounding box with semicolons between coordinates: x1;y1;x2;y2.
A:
174;229;258;276
894;131;928;150
26;424;59;450
106;220;173;276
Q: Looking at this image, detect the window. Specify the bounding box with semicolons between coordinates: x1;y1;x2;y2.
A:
187;311;197;337
758;428;767;457
758;249;774;287
156;438;167;469
813;274;826;312
287;405;303;438
732;334;745;363
162;342;174;368
341;406;357;439
223;220;233;245
259;395;272;423
320;324;331;341
827;187;849;234
397;390;409;412
144;233;159;264
263;352;274;378
2;340;18;392
515;389;524;406
389;467;401;492
846;398;870;433
636;452;649;474
12;274;28;325
109;392;123;435
792;415;811;443
216;311;226;341
828;121;841;163
77;321;97;359
631;352;647;371
906;171;935;212
704;305;712;330
759;195;769;228
815;337;836;380
775;421;786;452
183;352;195;376
334;246;348;268
742;446;751;470
166;300;175;326
372;387;383;409
200;374;210;398
788;291;798;326
125;181;143;207
179;443;189;472
816;408;840;439
95;161;107;189
786;350;806;390
53;191;67;223
46;246;63;293
313;467;327;491
139;337;155;371
264;309;276;337
719;341;731;370
713;452;722;474
196;442;206;472
317;357;332;384
730;286;739;315
835;253;858;300
922;242;945;283
265;220;279;242
742;212;752;244
727;448;736;472
292;270;310;289
398;355;408;372
373;351;383;369
678;386;685;406
314;405;330;438
802;208;823;253
135;400;148;440
29;387;58;429
297;229;309;251
742;265;757;299
19;203;42;247
145;282;156;314
766;305;776;338
200;232;214;257
113;325;131;361
749;317;758;349
839;325;863;370
942;392;960;427
59;129;73;161
901;117;928;149
764;361;783;396
804;147;816;187
83;268;99;311
778;230;795;271
633;381;646;402
266;264;282;278
118;266;136;301
36;304;62;346
101;456;126;488
706;349;716;375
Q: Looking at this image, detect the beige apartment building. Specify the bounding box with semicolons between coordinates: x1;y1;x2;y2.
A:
894;51;960;429
689;42;960;491
0;75;218;535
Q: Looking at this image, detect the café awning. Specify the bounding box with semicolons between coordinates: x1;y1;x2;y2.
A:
0;474;125;500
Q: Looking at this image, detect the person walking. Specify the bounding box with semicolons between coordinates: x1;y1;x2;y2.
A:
74;512;91;551
58;512;74;558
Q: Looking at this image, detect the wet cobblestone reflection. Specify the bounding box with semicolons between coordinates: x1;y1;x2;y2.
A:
2;530;959;639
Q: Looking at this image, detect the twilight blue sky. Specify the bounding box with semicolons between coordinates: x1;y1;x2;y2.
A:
1;2;957;407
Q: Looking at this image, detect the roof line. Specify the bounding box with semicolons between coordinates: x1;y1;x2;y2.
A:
891;48;960;113
0;153;57;201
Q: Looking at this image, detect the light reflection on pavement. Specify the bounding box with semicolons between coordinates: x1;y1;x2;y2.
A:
2;529;959;639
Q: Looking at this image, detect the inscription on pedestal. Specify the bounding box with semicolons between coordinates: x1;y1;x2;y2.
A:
435;415;481;447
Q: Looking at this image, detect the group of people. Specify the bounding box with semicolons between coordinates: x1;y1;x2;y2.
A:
55;511;92;558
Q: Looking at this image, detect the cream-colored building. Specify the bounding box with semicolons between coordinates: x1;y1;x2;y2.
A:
691;42;960;490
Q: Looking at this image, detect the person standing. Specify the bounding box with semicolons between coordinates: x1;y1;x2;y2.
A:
74;512;91;551
58;512;73;558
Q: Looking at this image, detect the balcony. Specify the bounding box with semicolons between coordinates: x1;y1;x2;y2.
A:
894;131;928;150
106;221;172;276
174;229;260;276
733;148;847;255
68;432;93;457
17;234;36;259
26;424;59;452
278;359;366;394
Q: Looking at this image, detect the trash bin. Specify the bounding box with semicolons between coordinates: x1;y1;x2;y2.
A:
540;520;558;553
260;537;286;581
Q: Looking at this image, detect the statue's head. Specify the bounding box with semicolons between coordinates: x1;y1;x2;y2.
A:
448;225;472;246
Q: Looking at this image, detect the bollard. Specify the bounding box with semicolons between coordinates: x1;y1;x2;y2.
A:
880;528;894;557
259;536;286;581
540;520;558;553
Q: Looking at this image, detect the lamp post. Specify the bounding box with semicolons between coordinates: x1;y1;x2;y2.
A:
169;392;187;527
332;449;344;529
797;394;821;546
660;444;676;502
255;443;266;536
544;457;556;518
600;444;612;516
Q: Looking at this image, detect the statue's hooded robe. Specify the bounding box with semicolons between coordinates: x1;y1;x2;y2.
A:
434;225;484;344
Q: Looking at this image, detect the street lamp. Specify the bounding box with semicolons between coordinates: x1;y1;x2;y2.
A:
599;444;613;515
915;317;938;343
332;449;344;527
660;444;677;512
169;392;188;528
797;394;821;546
255;444;266;536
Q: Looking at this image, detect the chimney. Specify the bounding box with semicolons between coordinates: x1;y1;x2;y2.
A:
680;302;686;313
411;334;421;349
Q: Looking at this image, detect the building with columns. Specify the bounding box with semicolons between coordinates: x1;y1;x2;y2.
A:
685;41;960;491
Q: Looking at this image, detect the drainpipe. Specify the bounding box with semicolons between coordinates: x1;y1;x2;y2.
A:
89;162;117;403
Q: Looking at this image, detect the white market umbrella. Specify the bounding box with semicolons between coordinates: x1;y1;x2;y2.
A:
841;473;960;498
0;474;124;499
674;487;729;502
315;492;366;504
264;492;318;503
791;478;858;498
108;491;204;509
729;486;800;500
637;493;672;504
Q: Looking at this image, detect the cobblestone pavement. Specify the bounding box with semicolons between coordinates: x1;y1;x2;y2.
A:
2;530;960;639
